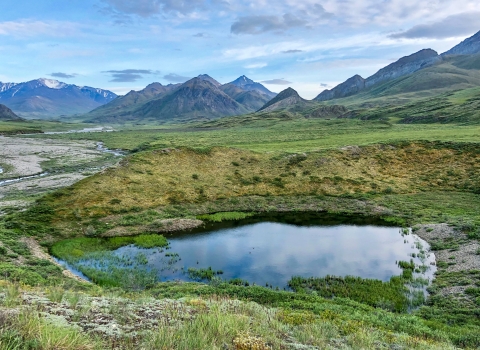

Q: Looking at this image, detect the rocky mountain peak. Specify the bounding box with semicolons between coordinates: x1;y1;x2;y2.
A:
232;75;255;86
197;74;221;87
228;76;276;98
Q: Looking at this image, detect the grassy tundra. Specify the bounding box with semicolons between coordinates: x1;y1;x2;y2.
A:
2;97;480;348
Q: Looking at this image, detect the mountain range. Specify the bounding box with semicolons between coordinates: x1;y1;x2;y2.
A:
1;30;480;123
314;31;480;103
83;75;276;123
0;79;116;118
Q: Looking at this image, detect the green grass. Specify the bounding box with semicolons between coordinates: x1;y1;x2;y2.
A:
26;118;480;152
51;234;168;260
0;119;102;135
197;211;254;222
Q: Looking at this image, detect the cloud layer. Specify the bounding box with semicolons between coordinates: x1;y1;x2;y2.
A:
262;79;292;85
50;72;77;79
163;73;191;83
103;69;158;82
389;12;480;39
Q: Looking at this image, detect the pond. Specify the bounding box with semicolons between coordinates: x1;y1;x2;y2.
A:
56;213;436;290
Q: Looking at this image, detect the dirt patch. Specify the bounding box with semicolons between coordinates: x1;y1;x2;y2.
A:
0;136;103;178
414;224;479;273
21;237;90;284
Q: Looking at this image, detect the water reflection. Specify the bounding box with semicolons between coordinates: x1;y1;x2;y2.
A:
105;217;436;288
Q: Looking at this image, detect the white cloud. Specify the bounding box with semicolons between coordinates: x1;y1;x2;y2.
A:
244;63;267;69
222;34;401;61
0;20;78;38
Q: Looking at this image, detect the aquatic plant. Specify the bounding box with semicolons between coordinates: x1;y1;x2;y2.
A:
187;267;224;281
288;275;411;312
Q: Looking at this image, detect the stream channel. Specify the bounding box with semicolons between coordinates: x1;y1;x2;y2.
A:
0;142;124;187
57;213;436;290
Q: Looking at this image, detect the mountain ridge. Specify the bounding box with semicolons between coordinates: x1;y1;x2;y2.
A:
84;75;274;123
443;30;480;56
315;49;443;102
0;78;116;118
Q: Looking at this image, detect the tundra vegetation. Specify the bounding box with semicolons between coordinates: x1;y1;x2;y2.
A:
1;90;480;349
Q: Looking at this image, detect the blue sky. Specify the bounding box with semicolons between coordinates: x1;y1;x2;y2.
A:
1;0;480;98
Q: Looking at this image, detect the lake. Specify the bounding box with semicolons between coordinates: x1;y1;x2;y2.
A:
59;213;436;289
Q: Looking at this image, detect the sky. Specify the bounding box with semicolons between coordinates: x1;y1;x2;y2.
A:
1;0;480;99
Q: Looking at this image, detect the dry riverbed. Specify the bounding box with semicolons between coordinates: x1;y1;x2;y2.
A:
0;136;120;211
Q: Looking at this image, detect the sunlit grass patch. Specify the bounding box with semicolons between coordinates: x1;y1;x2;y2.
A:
197;212;255;222
51;234;168;260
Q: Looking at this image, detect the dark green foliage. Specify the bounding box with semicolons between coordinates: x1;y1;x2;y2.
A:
0;263;46;285
187;267;224;281
288;275;409;312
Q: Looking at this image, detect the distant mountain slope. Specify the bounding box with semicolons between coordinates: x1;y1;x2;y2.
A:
315;31;480;103
315;49;442;102
258;87;315;112
320;55;480;107
365;49;441;88
137;77;249;121
0;104;23;121
85;75;274;123
315;75;366;102
220;76;274;111
233;90;272;111
0;78;116;118
443;30;480;55
228;75;277;98
197;74;222;87
84;82;179;121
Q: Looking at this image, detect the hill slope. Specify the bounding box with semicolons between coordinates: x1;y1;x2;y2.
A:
0;104;23;121
258;87;315;112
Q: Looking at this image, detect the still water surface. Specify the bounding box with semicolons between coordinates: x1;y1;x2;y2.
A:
82;214;436;288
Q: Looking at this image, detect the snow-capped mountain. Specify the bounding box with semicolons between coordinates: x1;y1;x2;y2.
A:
0;78;117;118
